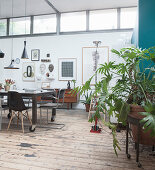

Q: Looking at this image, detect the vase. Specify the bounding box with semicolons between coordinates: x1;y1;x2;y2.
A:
4;85;10;91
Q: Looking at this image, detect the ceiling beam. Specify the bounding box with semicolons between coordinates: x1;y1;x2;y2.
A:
44;0;60;13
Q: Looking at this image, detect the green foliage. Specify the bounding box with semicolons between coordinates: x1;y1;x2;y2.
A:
73;46;155;155
140;102;155;137
81;91;92;104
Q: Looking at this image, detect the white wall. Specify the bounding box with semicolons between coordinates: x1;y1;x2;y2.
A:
0;31;133;111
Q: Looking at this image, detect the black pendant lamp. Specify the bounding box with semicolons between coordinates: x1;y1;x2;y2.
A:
0;49;4;58
21;0;29;59
4;0;19;69
21;41;29;59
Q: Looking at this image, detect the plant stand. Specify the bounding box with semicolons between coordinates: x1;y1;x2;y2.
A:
89;96;102;133
90;116;101;133
126;115;143;168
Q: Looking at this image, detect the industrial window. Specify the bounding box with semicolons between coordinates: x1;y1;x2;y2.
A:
0;19;7;36
89;9;117;30
120;7;137;29
33;14;56;33
9;17;30;35
60;11;86;32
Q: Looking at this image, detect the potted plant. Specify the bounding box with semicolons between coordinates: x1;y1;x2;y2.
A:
73;46;155;155
81;91;92;112
4;79;15;91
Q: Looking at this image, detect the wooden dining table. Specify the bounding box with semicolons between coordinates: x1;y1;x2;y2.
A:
0;90;55;132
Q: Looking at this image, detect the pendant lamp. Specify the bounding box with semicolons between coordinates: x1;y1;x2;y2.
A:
0;50;4;58
4;0;19;69
21;0;29;59
21;41;29;59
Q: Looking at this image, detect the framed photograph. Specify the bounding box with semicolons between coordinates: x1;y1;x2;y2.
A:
82;46;109;85
58;58;77;81
31;49;40;61
41;82;50;89
22;62;35;82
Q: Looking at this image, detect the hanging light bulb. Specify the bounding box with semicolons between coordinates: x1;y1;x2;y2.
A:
21;0;29;59
4;0;19;69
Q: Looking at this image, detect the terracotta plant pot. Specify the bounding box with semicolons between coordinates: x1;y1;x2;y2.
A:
4;85;10;91
130;104;155;145
85;104;90;112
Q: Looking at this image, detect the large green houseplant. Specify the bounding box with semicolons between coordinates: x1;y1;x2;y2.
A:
74;46;155;155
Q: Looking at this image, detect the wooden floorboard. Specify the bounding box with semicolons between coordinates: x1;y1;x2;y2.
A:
0;109;155;170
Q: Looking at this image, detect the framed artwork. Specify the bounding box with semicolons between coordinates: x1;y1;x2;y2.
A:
41;82;50;89
31;49;40;61
22;62;35;82
58;58;77;81
82;46;109;85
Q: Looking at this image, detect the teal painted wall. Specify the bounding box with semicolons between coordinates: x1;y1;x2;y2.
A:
138;0;155;76
139;0;155;49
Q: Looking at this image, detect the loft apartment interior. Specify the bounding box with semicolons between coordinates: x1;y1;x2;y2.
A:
0;0;155;169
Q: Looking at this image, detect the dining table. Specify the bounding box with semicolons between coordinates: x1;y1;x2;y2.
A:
0;89;55;132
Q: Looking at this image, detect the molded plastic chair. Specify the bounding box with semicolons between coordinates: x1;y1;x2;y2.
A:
40;89;65;125
7;91;32;133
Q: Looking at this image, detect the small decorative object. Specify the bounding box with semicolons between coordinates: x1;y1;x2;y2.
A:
48;64;54;72
46;72;50;77
4;79;15;91
15;58;20;64
41;59;51;62
31;49;40;61
22;62;35;82
67;81;71;89
40;64;46;74
58;58;77;81
41;82;50;89
47;53;50;57
0;83;3;90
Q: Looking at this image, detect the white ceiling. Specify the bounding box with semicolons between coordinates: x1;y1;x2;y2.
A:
0;0;138;19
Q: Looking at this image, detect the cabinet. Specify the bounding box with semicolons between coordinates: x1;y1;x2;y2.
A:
59;89;79;109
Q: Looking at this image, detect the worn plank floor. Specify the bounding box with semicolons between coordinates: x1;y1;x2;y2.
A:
0;109;155;170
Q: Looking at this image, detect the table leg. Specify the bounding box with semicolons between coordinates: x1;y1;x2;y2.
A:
29;96;37;132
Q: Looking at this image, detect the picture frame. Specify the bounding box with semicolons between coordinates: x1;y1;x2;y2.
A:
31;49;40;61
22;62;35;82
41;82;50;89
82;46;109;85
58;58;77;81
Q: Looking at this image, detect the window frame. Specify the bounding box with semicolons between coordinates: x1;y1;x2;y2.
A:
0;6;137;39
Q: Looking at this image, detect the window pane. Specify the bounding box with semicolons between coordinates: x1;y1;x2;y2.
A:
120;7;137;28
89;9;117;30
34;14;56;33
9;17;30;35
0;19;7;36
61;12;86;32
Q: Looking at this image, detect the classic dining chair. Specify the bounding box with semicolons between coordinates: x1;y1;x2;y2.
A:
39;89;66;125
7;91;32;133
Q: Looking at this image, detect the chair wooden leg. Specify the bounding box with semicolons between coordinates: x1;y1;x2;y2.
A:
21;112;24;133
7;111;14;131
26;111;32;125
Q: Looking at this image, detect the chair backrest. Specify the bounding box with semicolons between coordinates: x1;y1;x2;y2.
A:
57;89;66;104
8;91;27;111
